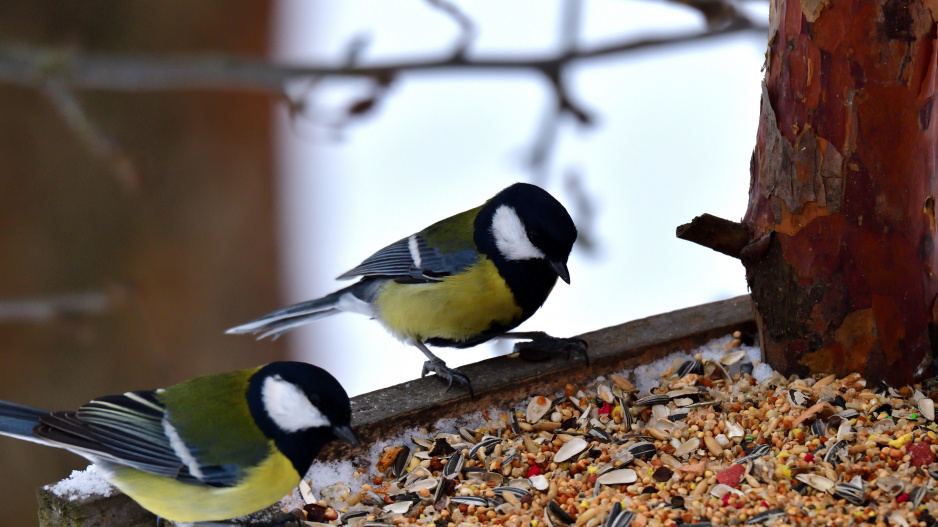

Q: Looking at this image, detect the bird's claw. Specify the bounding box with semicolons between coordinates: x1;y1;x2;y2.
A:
421;359;475;398
514;334;590;366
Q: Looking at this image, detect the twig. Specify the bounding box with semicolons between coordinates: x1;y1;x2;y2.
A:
0;290;121;323
563;170;599;254
527;0;590;183
423;0;476;57
42;80;139;193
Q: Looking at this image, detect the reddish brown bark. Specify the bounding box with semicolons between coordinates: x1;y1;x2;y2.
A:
743;0;938;383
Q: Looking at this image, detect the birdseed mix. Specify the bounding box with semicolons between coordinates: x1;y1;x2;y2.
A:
284;334;938;527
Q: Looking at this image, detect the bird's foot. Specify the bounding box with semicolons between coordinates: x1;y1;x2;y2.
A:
421;359;475;398
513;332;590;366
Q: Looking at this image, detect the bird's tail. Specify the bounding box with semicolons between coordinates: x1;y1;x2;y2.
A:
226;282;379;340
0;400;49;444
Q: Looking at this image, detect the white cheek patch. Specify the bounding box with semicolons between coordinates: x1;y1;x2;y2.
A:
262;375;331;433
491;205;545;261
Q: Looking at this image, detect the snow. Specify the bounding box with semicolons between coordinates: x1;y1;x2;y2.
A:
628;334;763;394
45;465;115;501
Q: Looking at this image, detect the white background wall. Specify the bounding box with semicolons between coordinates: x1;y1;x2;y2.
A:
271;0;767;396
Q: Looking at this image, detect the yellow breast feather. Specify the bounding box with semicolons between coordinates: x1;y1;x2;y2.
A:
103;444;298;523
375;258;523;343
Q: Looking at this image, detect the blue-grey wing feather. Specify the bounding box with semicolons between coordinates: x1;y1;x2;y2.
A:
35;391;243;487
338;236;478;282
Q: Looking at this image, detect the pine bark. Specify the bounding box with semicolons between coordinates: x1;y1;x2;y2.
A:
743;0;938;384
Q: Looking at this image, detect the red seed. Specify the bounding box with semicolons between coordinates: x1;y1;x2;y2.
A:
527;465;542;477
909;442;936;467
716;463;745;488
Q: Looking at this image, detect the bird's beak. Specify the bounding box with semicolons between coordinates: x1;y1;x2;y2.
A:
549;259;571;284
333;425;360;446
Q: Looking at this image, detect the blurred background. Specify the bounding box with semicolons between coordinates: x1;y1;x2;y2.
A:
0;1;765;524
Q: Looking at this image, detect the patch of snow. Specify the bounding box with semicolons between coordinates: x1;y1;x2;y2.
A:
45;465;115;501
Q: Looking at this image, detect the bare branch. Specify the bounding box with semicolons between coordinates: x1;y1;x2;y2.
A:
671;0;741;29
563;170;599;254
559;0;583;52
42;80;139;193
423;0;476;56
0;289;123;323
0;6;767;187
0;18;766;93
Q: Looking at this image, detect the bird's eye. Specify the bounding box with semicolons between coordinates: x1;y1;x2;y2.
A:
527;230;543;245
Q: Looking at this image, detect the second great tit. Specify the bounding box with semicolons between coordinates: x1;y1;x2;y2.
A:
0;361;357;524
228;183;584;395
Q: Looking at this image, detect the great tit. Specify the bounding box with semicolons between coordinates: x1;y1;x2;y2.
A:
0;361;357;524
228;183;584;394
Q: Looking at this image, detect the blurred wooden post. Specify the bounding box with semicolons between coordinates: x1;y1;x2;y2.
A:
0;3;285;525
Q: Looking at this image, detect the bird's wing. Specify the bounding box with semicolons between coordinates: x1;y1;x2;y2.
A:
338;206;481;282
34;389;257;488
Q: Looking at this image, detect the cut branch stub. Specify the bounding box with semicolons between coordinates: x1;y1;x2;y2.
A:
676;214;748;259
742;0;938;384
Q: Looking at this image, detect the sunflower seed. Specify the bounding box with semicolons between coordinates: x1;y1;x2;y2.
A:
810;419;827;437
392;446;413;478
492;486;530;499
745;509;787;524
833;482;865;505
526;396;552;423
720;349;747;366
921;398;935;421
597;450;635;474
787;389;812;408
795;474;834;492
911;486;927;507
458;427;478;442
508;411;521;435
596;468;638;485
676;360;703;378
627;441;657;460
736;444;771;464
634;394;670;407
442;453;463;479
382;501;411;514
547;500;574;525
554;437;589;463
823;440;848;465
606;510;635;527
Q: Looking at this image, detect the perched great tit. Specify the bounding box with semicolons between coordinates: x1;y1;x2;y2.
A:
0;362;357;524
228;183;585;395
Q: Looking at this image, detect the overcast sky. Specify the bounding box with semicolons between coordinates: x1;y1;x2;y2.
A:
270;0;768;396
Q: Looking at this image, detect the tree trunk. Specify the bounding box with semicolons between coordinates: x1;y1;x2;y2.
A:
744;0;938;384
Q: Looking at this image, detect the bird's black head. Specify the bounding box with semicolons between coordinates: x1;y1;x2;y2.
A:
475;183;577;315
247;362;357;477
